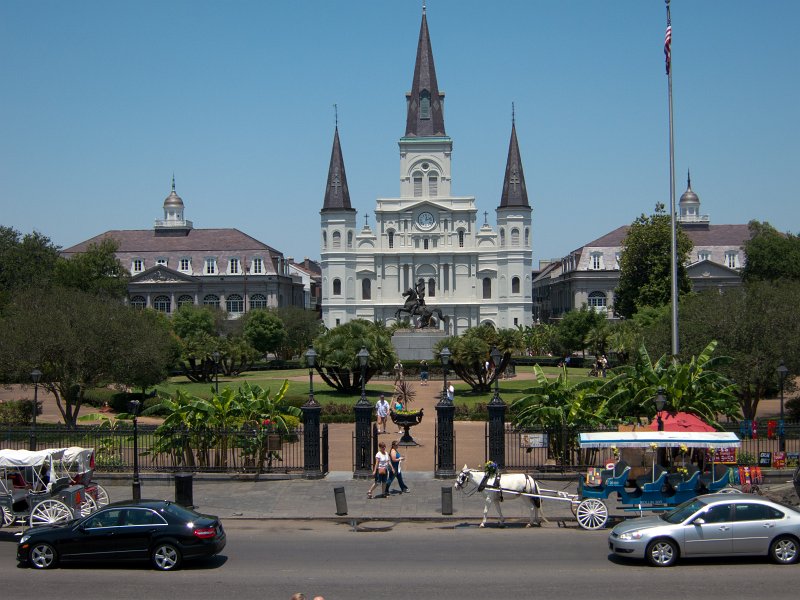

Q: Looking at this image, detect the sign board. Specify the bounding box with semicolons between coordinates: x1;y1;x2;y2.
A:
520;433;549;449
772;451;786;469
759;451;772;467
706;447;737;464
786;453;800;468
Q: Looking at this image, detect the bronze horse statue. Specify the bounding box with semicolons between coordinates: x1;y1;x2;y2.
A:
395;286;447;329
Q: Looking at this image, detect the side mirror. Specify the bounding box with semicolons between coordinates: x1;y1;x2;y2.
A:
692;518;706;525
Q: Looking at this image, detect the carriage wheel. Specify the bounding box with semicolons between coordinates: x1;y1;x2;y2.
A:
79;494;98;517
29;500;73;527
717;486;743;494
1;505;14;527
570;501;579;517
576;498;609;530
94;485;110;507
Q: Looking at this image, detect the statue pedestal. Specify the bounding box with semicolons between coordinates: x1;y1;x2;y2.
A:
392;330;448;361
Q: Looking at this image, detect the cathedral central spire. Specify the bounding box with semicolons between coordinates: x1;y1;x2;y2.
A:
405;8;446;137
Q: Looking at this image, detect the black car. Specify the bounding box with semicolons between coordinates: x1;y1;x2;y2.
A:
17;499;226;570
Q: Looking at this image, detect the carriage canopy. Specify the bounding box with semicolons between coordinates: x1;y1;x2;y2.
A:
0;448;66;468
578;431;741;449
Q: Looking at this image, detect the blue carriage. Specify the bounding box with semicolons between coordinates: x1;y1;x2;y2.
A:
574;431;741;530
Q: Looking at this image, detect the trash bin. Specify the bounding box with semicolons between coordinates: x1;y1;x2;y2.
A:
334;486;348;516
441;486;453;515
175;472;194;508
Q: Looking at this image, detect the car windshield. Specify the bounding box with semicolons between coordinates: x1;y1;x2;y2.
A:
661;498;707;524
162;502;203;521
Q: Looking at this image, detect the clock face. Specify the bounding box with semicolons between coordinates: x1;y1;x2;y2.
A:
417;211;436;229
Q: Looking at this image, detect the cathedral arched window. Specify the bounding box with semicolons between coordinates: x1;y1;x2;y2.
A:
428;174;438;196
333;278;342;295
419;90;431;120
499;229;505;247
177;295;194;308
130;295;146;310
428;278;435;297
322;231;327;249
482;278;492;299
362;278;371;300
203;294;220;308
413;174;423;197
332;231;341;249
512;277;520;294
347;231;353;249
153;295;171;314
458;230;465;248
511;228;520;246
250;294;268;309
524;228;530;246
388;230;395;249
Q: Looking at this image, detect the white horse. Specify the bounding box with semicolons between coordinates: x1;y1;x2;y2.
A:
454;465;545;528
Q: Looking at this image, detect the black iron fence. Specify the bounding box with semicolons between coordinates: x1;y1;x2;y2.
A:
499;422;800;472
0;425;310;474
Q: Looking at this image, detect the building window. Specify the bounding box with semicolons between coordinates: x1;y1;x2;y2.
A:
226;294;244;313
698;250;711;262
229;258;240;274
333;278;341;295
322;232;327;249
458;230;465;248
590;252;603;270
205;258;217;275
132;259;144;273
423;239;429;250
512;276;520;294
588;291;607;312
179;258;190;272
250;293;268;309
335;318;341;326
252;257;263;274
500;229;505;247
413;175;423;197
511;228;520;246
203;294;220;308
130;295;146;309
419;90;431;119
429;175;438;196
614;252;621;269
482;278;492;299
514;317;519;326
156;258;167;267
428;278;435;297
177;295;193;308
725;251;739;269
362;278;371;300
332;231;341;249
153;295;171;313
347;231;353;249
524;228;530;246
388;231;394;249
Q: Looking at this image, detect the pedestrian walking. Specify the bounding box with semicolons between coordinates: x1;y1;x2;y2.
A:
367;442;393;499
447;384;454;403
394;361;404;383
419;360;429;386
376;394;390;434
385;440;410;494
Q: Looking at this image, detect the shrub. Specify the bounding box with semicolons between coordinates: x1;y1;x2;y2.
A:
82;388;117;408
0;398;36;425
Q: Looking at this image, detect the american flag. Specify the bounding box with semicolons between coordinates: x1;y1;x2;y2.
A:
664;21;672;75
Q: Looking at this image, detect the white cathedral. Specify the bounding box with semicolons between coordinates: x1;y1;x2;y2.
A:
320;8;533;334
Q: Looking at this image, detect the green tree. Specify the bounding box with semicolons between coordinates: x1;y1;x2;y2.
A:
554;306;604;356
54;238;129;299
243;309;287;356
171;304;218;338
275;306;322;359
0;226;60;308
614;205;693;318
312;320;396;393
742;220;800;282
435;325;522;392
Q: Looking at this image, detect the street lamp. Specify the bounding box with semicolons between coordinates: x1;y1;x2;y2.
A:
212;351;221;395
778;360;789;452
128;396;142;501
30;368;42;451
305;347;318;406
357;346;370;406
440;346;451;404
654;387;667;432
489;346;503;405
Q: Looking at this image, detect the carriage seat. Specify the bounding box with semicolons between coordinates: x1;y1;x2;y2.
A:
635;464;669;492
698;464;730;491
585;460;629;489
667;464;701;492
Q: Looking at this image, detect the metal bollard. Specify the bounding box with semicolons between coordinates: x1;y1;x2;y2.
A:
441;486;453;515
334;486;348;516
175;472;194;508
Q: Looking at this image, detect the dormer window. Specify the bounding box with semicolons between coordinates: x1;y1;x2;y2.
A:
419;90;431;120
131;259;144;273
179;258;191;272
590;252;604;270
252;257;263;274
725;251;739;269
697;250;711;262
229;258;240;274
156;258;167;267
205;258;217;275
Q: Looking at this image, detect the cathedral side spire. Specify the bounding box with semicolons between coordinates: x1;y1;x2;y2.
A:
322;126;354;212
404;7;445;137
499;117;530;208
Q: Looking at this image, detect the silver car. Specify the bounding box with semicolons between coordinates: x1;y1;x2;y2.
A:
608;493;800;567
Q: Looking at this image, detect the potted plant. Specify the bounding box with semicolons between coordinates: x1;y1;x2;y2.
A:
390;380;423;446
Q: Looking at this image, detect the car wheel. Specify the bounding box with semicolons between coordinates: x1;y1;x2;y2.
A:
770;536;799;565
646;538;678;567
30;542;58;569
151;542;182;571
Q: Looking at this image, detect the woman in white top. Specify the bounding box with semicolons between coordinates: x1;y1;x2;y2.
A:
367;442;394;499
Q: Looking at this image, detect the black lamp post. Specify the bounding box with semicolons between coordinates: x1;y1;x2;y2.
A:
301;347;323;478
440;346;451;404
654;387;667;432
489;346;503;405
778;360;789;452
128;397;142;501
305;347;318;405
354;347;372;478
212;351;220;395
487;346;506;469
30;368;42;451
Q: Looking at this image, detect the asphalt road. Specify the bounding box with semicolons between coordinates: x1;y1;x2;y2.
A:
1;520;798;599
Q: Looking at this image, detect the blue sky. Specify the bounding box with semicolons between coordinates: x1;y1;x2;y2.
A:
2;1;798;265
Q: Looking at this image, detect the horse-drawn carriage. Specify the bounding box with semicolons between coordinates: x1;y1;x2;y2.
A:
0;448;98;528
574;431;741;530
62;446;111;509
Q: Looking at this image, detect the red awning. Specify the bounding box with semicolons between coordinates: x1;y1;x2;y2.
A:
649;411;716;432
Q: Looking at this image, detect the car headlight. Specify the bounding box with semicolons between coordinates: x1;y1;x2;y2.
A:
617;531;644;541
19;534;31;545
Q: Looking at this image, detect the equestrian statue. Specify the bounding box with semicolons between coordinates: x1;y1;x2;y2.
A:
394;278;448;329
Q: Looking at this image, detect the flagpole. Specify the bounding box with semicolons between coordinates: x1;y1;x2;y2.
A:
665;0;679;357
